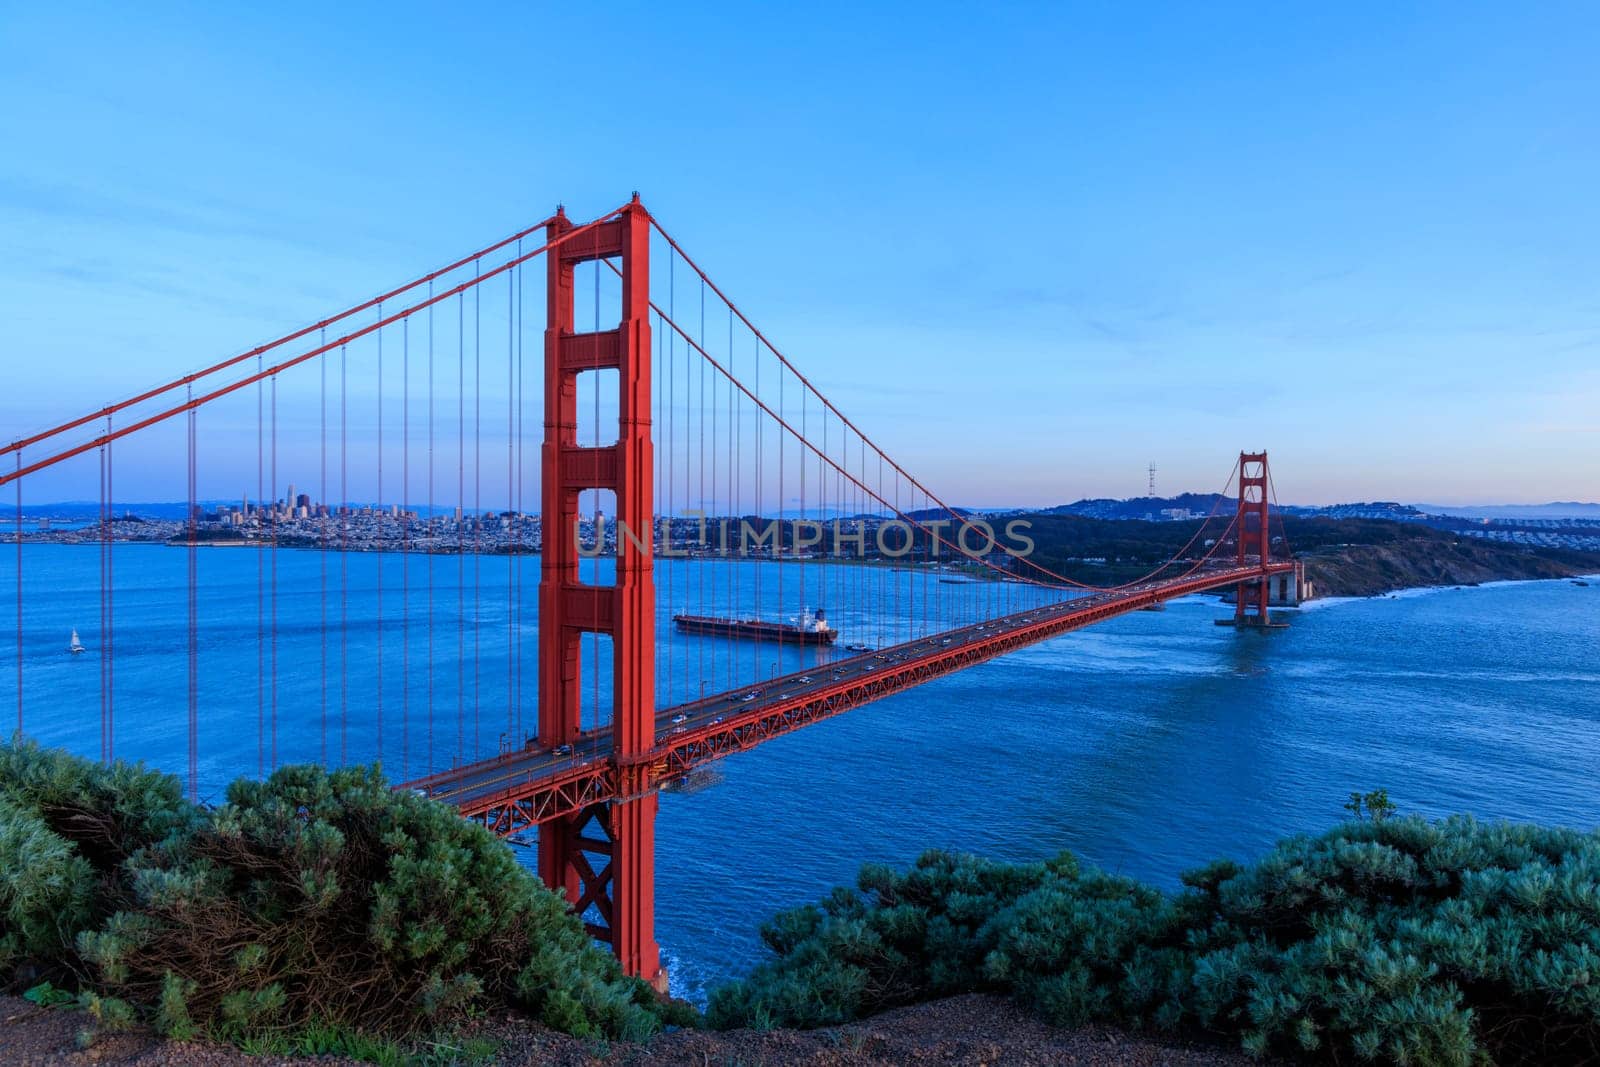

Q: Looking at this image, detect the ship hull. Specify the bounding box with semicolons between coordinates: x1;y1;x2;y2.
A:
672;614;838;645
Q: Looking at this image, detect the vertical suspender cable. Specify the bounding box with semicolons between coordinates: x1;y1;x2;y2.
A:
428;284;436;773
457;288;465;766
12;452;18;740
515;252;525;742
339;343;348;766
256;358;265;776
771;363;777;671
186;386;198;800
473;264;481;759
752;325;760;686
592;255;600;733
893;470;900;645
11;447;16;735
798;381;804;653
925;486;932;638
270;375;278;769
806;390;819;627
878;454;885;650
727;304;736;695
683;263;694;702
655;307;663;708
106;425;114;760
698;277;706;697
99;441;107;762
667;257;675;703
320;327;328;766
838;419;845;622
506;267;514;746
376;305;384;765
402;316;410;777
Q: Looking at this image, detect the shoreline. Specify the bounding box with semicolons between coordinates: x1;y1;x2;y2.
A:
1295;570;1600;611
19;539;1598;603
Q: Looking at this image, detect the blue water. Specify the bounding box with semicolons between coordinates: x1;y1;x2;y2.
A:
2;545;1598;1001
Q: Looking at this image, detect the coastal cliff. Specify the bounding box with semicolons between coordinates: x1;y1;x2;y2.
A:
1018;511;1600;598
1300;539;1600;598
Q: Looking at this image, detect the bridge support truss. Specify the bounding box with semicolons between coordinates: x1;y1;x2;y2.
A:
537;197;663;989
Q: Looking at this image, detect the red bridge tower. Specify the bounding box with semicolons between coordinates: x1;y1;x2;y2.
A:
1233;450;1274;626
538;197;664;990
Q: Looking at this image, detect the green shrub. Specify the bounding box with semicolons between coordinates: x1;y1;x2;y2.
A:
0;795;97;971
77;762;670;1038
707;850;1069;1029
711;816;1600;1065
0;741;688;1045
22;980;77;1008
0;740;195;980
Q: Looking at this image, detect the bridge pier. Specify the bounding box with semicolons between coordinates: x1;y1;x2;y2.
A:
541;794;664;992
606;789;664;990
538;197;664;990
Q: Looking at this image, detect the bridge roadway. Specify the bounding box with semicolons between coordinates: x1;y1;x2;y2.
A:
401;560;1295;837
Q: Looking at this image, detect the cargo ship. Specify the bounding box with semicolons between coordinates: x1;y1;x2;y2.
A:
672;606;838;645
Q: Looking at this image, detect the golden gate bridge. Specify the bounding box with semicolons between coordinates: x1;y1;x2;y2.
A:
1;197;1295;990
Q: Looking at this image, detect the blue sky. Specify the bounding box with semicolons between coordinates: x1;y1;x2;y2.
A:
2;2;1597;506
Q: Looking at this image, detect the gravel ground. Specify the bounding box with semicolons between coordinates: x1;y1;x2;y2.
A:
510;995;1266;1066
0;993;1265;1066
0;996;363;1067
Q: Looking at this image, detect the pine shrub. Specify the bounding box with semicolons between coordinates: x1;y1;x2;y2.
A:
711;816;1600;1064
0;741;687;1043
0;740;194;979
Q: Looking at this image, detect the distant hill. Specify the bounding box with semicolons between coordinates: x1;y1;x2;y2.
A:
1413;502;1600;521
1280;502;1430;521
1019;496;1600;525
1004;508;1600;597
903;505;977;521
1038;493;1228;521
20;501;196;521
1035;496;1434;524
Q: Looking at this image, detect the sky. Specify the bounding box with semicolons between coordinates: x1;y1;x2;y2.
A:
2;1;1597;507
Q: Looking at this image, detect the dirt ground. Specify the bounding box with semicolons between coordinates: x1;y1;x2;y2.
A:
0;993;1265;1067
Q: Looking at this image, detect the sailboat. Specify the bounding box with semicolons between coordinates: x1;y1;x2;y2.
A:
68;628;86;654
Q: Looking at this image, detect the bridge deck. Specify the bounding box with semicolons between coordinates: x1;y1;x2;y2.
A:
401;562;1295;836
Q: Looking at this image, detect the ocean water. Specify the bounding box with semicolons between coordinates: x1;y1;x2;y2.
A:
3;545;1597;1001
